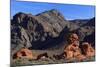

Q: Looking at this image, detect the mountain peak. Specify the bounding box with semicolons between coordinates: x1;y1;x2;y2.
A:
36;9;61;16
49;9;59;13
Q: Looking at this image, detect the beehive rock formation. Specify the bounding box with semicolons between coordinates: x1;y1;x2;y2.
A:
80;42;95;57
64;33;95;61
64;33;82;59
13;48;33;59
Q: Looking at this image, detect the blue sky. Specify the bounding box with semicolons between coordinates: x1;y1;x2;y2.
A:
11;0;95;20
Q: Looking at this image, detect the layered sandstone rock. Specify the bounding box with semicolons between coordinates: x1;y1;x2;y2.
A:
64;42;82;59
64;33;81;59
75;54;86;61
80;42;95;57
68;33;79;44
13;48;34;60
64;33;95;61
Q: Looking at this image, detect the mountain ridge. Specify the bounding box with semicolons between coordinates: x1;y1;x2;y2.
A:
11;9;95;54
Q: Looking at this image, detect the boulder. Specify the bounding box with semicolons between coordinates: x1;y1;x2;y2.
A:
80;42;95;57
36;53;48;60
53;52;66;60
64;41;81;59
68;33;79;44
13;48;33;59
64;33;87;61
75;54;86;61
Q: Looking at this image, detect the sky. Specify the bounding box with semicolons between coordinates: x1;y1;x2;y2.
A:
11;0;95;20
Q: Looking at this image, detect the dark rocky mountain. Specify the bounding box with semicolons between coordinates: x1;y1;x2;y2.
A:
69;19;90;31
82;18;95;47
83;32;95;47
82;17;95;26
11;9;95;54
71;17;95;44
11;9;70;54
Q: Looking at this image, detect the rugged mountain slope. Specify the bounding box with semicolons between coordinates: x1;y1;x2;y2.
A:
71;18;95;44
82;18;95;47
70;19;89;26
11;9;70;54
11;9;95;55
82;17;95;26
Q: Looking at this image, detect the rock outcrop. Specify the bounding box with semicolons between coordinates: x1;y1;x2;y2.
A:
80;42;95;57
36;53;49;60
64;33;84;60
71;17;95;42
11;9;70;52
64;33;95;61
13;48;33;60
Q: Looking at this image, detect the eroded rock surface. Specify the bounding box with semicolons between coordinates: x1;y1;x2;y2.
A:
13;48;33;59
63;33;94;61
80;42;95;57
64;33;82;59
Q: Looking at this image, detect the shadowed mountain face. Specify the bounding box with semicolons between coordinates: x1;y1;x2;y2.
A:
11;9;95;54
73;18;95;42
82;18;95;47
83;17;95;26
69;19;89;26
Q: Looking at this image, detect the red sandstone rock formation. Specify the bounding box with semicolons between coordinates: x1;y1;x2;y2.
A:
64;42;81;59
64;33;95;61
13;33;95;62
13;48;34;59
68;33;79;44
81;42;95;57
64;33;81;59
75;54;86;61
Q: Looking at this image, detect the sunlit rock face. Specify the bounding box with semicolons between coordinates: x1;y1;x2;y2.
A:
64;33;81;59
80;42;95;57
13;48;33;60
64;33;95;61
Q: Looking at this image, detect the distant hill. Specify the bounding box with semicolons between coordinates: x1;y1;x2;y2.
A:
82;17;95;26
